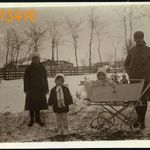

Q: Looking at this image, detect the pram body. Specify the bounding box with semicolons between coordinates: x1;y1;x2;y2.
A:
84;79;149;132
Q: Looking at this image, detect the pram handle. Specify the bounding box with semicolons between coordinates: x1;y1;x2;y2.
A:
130;79;150;99
140;82;150;98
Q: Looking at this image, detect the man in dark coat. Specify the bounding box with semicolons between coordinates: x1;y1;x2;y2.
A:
24;52;49;127
124;31;150;129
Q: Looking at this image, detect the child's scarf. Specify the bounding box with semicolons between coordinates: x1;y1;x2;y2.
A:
56;86;65;108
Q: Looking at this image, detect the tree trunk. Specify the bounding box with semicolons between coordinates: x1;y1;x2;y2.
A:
4;45;9;79
11;45;15;64
89;29;93;73
114;47;117;74
34;39;38;52
129;12;133;50
51;39;55;77
74;39;78;72
5;45;9;67
97;38;102;67
15;42;20;67
124;16;128;54
52;39;55;61
56;42;59;62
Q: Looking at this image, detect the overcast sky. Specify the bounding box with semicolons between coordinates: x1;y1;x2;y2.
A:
0;3;150;66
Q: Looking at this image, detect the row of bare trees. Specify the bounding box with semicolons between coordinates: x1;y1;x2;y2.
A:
3;24;47;68
2;6;145;74
4;29;26;67
1;8;107;73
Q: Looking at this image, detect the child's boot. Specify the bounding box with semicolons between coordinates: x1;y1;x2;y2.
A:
63;128;68;135
57;122;62;135
57;128;62;135
63;119;68;135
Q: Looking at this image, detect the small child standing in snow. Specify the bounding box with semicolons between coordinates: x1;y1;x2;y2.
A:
48;73;73;135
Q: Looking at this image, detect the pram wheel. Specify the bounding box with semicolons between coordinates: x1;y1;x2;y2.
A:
120;112;136;131
90;116;111;133
90;116;99;130
97;111;115;129
90;111;115;132
97;116;112;131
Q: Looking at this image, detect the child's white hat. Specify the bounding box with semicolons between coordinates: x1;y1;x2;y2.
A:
97;67;107;76
55;73;65;81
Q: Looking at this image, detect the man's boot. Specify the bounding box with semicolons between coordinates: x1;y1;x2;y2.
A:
134;106;141;128
28;111;34;127
35;110;45;127
133;120;140;128
140;107;147;129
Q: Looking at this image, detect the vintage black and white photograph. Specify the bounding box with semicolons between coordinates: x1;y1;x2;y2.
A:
0;2;150;145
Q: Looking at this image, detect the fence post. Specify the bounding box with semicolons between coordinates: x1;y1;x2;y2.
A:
3;67;7;80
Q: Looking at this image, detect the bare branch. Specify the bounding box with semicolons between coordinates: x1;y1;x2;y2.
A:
46;18;64;61
25;23;47;53
115;6;136;54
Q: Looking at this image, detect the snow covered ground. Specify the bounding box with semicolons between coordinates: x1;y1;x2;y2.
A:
0;73;124;112
0;73;150;142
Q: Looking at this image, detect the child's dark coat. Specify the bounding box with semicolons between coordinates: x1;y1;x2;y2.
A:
48;85;73;113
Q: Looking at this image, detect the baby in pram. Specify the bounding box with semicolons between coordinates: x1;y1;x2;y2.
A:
94;68;117;93
84;68;117;101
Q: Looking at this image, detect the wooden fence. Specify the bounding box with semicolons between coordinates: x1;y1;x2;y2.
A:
0;68;3;80
0;66;97;80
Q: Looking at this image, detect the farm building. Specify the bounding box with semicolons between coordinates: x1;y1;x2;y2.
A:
94;60;125;68
55;60;73;70
2;59;74;71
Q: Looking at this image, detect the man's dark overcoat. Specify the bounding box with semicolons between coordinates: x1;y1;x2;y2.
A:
124;44;150;99
124;44;150;81
24;62;49;111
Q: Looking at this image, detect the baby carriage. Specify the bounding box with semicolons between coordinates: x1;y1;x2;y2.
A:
83;79;150;133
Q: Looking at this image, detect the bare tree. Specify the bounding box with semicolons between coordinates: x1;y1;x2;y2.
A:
116;6;135;54
10;29;27;65
88;7;98;71
55;29;63;62
10;38;15;64
65;17;82;71
95;20;106;67
2;29;17;67
46;19;64;76
111;37;119;71
47;19;63;62
0;46;5;67
3;30;12;67
25;23;46;53
2;29;15;79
